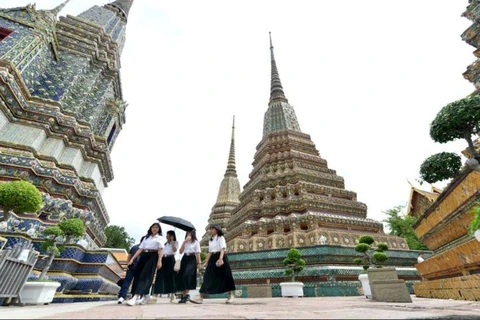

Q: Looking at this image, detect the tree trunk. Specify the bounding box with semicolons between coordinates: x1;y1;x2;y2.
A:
291;274;295;282
465;134;479;160
39;248;56;280
0;208;10;222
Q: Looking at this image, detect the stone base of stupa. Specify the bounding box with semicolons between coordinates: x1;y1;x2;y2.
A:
208;245;423;298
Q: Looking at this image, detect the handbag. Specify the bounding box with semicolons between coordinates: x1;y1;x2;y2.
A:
173;259;181;272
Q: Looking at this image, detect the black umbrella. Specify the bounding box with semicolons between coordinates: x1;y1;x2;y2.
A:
157;216;196;232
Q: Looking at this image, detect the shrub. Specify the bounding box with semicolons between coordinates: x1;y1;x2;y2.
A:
283;248;306;282
353;235;389;270
419;152;462;184
0;181;43;221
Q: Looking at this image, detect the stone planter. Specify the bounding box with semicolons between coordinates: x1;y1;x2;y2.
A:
20;281;61;305
358;274;371;299
280;282;304;297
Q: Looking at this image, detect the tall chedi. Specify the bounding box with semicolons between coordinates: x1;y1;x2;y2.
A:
201;118;241;248
225;33;407;252
0;0;134;248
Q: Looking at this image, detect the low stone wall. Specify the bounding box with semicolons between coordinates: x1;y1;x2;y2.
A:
414;274;480;301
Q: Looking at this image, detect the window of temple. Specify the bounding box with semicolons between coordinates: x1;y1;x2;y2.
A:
267;229;274;235
251;231;258;236
283;227;291;233
107;123;117;145
0;27;13;42
300;224;308;231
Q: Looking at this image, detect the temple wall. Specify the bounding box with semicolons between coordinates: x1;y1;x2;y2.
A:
413;169;480;301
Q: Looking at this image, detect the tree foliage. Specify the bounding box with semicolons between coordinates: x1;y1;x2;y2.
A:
283;248;306;282
419;152;462;184
430;95;480;159
0;180;43;221
104;225;135;251
40;218;85;280
383;206;428;251
354;235;389;270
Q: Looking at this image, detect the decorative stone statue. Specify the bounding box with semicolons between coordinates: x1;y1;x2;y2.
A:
319;235;327;245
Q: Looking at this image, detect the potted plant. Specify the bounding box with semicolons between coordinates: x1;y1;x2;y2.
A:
21;218;85;305
354;235;389;299
279;248;306;298
469;206;480;242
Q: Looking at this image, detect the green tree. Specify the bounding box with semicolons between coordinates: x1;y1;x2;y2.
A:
104;225;134;251
40;218;85;280
354;235;389;270
419;152;462;184
419;95;480;184
383;206;428;250
0;180;43;222
429;95;480;160
283;248;306;282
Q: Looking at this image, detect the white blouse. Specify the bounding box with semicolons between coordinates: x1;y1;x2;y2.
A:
209;235;226;253
139;234;164;250
163;241;178;255
183;240;201;254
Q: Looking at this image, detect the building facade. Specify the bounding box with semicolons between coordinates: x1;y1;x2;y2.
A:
224;34;407;253
0;0;133;248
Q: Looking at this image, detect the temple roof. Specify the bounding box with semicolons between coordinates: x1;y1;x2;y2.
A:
263;33;301;137
105;0;134;21
406;181;441;217
216;117;241;203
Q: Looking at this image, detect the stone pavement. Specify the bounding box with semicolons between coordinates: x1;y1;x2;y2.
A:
1;296;480;319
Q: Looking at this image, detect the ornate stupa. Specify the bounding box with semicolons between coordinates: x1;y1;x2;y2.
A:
224;33;407;252
201;117;241;248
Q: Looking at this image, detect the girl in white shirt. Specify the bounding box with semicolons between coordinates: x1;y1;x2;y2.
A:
126;222;164;306
153;230;178;302
190;225;236;304
177;230;201;303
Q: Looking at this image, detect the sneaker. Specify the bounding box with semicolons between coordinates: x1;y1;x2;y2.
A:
189;295;203;304
226;293;234;304
126;297;137;306
117;297;125;304
140;295;150;305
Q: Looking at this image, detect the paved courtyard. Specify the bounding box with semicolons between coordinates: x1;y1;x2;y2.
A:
1;296;480;319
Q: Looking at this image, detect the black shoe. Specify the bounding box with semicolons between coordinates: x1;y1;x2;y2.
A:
178;294;190;304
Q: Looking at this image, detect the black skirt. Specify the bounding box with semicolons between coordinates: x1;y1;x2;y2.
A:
153;255;176;294
199;252;236;295
132;252;158;295
176;254;197;291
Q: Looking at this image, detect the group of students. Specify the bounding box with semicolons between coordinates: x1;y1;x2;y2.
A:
117;222;236;306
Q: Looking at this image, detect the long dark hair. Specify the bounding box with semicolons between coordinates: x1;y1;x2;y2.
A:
165;230;177;245
186;230;198;242
146;222;162;238
209;225;224;241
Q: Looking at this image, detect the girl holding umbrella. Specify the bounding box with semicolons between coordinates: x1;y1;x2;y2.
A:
177;230;202;303
153;230;178;302
190;225;236;304
126;222;164;306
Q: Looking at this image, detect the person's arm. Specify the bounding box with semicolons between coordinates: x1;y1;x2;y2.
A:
195;253;201;268
157;247;164;269
179;241;186;254
171;241;178;253
217;236;227;266
129;248;143;265
203;252;212;268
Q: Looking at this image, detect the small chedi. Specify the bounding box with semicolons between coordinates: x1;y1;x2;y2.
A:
410;0;480;301
223;33;406;253
0;0;134;302
201;118;241;249
203;34;422;298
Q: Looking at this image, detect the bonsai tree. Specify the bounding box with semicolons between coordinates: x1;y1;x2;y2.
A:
283;248;306;282
0;180;43;222
39;218;85;280
354;235;389;270
419;95;480;184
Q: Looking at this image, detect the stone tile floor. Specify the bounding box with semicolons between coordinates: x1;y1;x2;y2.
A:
1;296;480;319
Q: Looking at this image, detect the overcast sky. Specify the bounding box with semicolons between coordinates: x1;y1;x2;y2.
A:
3;1;474;245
